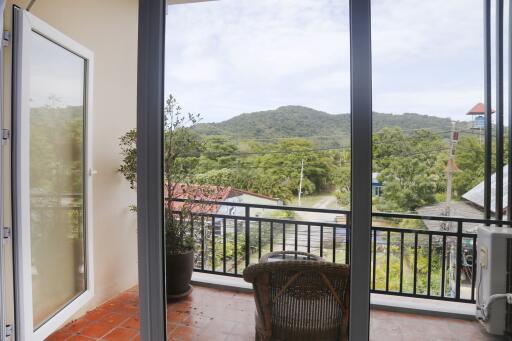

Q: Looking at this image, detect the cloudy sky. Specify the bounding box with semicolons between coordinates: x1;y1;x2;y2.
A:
165;0;488;123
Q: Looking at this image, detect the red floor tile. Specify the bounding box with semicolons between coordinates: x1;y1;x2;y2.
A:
101;312;130;326
45;331;74;341
121;316;140;329
102;327;138;341
79;321;115;339
67;336;96;341
58;318;90;334
46;285;496;341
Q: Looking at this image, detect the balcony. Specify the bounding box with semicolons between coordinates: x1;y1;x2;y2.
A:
48;201;499;340
173;199;482;304
48;286;491;341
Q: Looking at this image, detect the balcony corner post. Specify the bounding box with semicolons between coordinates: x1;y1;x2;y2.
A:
136;0;167;339
349;0;373;339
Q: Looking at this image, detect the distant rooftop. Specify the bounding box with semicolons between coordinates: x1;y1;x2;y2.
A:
465;102;495;116
462;165;508;214
417;201;483;233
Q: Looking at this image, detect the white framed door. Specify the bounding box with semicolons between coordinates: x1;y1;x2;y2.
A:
12;9;94;341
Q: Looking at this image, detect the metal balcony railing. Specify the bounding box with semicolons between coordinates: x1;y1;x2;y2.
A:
170;198;512;304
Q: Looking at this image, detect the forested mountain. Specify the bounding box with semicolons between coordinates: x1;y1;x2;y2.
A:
193;105;465;142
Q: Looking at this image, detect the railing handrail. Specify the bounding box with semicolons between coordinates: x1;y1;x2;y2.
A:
175;198;482;303
169;197;512;226
172;209;349;229
168;197;351;215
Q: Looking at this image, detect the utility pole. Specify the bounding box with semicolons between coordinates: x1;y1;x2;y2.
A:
441;122;459;231
446;122;459;203
298;159;304;206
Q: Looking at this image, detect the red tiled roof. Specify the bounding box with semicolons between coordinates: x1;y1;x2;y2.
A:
466;102;495;116
227;188;277;201
166;183;232;214
165;183;278;214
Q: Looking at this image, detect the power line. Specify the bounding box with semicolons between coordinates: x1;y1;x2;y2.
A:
189;131;456;158
181;128;494;159
182;146;351;157
202;128;453;143
191;147;452;172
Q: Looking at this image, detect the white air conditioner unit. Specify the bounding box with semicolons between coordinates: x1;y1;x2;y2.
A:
476;226;512;335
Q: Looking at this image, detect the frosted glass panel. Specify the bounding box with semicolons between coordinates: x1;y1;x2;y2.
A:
29;32;86;328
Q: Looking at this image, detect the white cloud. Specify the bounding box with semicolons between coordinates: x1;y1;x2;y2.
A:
374;86;483;119
166;0;486;123
167;58;222;83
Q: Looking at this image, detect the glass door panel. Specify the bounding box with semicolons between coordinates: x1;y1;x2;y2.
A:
29;31;86;329
13;10;94;340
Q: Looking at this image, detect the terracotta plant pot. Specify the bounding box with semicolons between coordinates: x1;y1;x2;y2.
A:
166;250;194;299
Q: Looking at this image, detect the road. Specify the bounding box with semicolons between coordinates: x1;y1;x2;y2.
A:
295;195;341;224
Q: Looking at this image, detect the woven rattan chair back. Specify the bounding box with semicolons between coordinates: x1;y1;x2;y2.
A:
243;252;350;341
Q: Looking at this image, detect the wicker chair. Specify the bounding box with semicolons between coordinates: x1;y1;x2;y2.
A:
243;251;350;341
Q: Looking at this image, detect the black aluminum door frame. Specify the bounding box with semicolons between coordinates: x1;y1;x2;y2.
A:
136;0;374;340
136;0;167;340
349;0;372;339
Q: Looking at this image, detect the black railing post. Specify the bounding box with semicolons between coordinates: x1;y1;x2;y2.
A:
345;213;351;264
258;221;262;261
441;235;447;298
509;0;512;222
496;0;505;221
223;218;227;273
413;233;418;295
234;219;238;274
333;226;337;263
211;216;216;272
427;234;432;297
484;0;492;221
245;206;250;267
455;221;463;300
399;231;404;294
472;235;478;302
320;225;324;257
270;221;274;252
386;231;390;292
201;217;205;271
307;224;311;253
294;224;299;253
372;231;377;290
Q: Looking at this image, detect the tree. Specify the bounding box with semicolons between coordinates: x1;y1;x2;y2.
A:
195;137;238;174
452;135;485;198
374;128;447;212
333;150;351;208
249;139;334;200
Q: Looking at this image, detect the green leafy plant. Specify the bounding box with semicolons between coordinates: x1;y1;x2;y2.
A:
118;94;204;254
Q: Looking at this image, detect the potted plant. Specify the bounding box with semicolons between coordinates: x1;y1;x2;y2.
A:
118;94;203;299
163;203;195;298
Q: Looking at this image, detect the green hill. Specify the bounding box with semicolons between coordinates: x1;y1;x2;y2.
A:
193;106;464;146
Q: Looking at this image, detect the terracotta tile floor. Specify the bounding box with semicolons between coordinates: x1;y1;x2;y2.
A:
47;286;499;341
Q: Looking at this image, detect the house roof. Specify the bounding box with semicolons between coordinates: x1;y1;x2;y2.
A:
167;184;232;214
227;188;277;201
167;183;278;213
417;201;484;233
466;102;495;116
462;165;508;214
